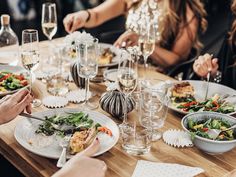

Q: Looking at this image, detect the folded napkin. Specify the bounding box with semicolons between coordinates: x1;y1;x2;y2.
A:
132;160;204;177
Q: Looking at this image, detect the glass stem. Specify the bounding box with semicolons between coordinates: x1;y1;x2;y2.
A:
123;94;128;124
85;78;89;104
144;55;148;79
29;70;32;94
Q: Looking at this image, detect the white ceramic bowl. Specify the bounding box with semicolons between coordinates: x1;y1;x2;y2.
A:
181;112;236;154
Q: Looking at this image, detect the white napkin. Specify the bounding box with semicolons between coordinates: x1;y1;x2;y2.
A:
132;160;204;177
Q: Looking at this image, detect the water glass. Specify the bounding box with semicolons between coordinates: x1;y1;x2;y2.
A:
120;122;151;155
46;46;69;96
139;89;169;141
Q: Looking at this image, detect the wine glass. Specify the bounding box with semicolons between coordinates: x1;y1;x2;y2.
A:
41;3;57;65
41;3;57;41
77;38;99;110
21;29;41;107
138;21;156;78
117;51;138;127
139;88;169;141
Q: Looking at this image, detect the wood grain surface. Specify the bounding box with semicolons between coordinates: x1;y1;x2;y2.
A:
0;38;235;177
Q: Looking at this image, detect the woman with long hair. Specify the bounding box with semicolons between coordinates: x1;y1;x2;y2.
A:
193;0;236;89
115;0;207;72
63;0;207;73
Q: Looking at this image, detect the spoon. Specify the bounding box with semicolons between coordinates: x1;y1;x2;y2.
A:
204;69;211;101
207;124;236;140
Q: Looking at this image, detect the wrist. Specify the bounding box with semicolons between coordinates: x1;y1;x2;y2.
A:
85;9;91;23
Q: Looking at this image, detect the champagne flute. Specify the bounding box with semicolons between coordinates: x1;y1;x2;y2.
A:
41;3;57;41
77;38;99;110
21;29;41;107
41;3;57;65
138;22;156;78
117;51;138;127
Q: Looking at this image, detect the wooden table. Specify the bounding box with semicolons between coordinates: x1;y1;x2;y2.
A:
0;38;236;177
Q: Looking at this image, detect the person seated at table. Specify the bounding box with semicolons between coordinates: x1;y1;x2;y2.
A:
193;0;236;89
63;0;207;73
0;89;107;177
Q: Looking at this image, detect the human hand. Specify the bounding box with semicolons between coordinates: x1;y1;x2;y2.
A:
114;31;139;48
53;139;106;177
63;11;89;33
193;53;219;77
0;89;33;124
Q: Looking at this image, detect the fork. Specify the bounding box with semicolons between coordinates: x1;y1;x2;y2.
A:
204;70;211;101
56;134;72;168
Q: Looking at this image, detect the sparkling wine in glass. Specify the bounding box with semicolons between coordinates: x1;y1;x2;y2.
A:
117;51;138;126
41;3;57;41
138;22;156;78
21;29;41;107
77;38;99;110
41;3;57;65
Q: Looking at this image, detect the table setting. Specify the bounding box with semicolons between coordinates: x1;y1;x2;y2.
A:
1;2;236;177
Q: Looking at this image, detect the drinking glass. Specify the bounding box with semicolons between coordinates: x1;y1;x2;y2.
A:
120;122;151;155
138;22;156;78
46;45;69;96
117;51;138;127
41;3;57;41
21;29;41;107
41;3;57;65
77;38;99;110
140;89;169;141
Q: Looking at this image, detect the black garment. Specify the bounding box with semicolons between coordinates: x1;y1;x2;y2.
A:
217;33;236;89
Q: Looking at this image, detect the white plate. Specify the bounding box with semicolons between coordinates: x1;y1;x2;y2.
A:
103;69;118;82
0;65;30;97
168;80;236;115
14;108;119;159
98;43;122;68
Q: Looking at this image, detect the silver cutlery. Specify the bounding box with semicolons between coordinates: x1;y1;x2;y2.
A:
207;124;236;140
56;134;72;168
204;70;211;100
19;113;74;131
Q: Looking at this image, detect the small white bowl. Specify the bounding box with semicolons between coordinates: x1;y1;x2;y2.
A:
181;112;236;154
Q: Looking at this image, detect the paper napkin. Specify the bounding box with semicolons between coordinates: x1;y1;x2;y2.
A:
132;160;204;177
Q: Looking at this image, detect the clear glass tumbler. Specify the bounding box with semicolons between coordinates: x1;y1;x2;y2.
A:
120;122;151;155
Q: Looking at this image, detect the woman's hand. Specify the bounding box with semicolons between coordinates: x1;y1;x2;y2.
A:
53;138;106;177
114;31;139;48
193;53;219;77
63;11;89;33
0;89;33;124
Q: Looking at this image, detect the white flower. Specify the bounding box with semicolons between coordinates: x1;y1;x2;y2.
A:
64;31;94;46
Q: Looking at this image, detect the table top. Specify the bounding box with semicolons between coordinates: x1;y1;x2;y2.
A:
0;38;236;177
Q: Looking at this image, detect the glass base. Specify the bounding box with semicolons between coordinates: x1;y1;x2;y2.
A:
122;144;150;155
47;87;69;96
32;99;42;108
79;101;98;110
151;130;162;141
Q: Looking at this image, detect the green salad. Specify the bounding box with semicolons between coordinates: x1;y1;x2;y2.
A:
35;112;101;136
187;118;236;141
177;94;235;114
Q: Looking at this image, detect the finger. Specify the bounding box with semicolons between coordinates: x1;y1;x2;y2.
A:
15;94;32;114
26;101;32;114
70;17;81;32
212;58;219;68
63;15;73;33
11;89;29;103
